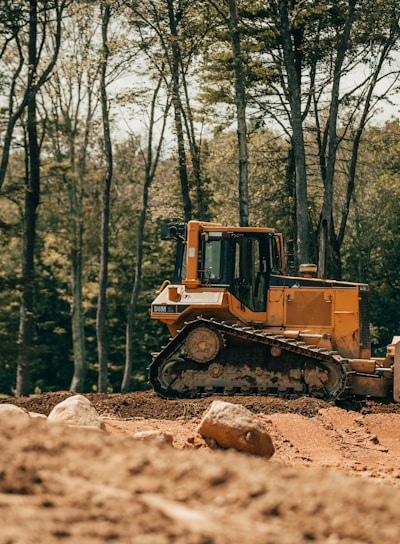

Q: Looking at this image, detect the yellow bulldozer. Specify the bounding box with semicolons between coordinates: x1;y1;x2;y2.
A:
149;220;400;401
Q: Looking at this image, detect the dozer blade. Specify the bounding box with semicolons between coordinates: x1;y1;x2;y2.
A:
393;337;400;402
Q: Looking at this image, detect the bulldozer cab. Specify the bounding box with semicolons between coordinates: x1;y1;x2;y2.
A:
165;221;283;313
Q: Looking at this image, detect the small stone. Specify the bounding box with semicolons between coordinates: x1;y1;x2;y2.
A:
29;412;48;420
132;430;173;445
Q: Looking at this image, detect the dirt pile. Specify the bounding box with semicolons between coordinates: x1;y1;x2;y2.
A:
1;391;400;543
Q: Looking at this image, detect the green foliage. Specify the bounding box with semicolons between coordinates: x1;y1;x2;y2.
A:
340;121;400;352
0;249;74;395
103;221;173;392
30;261;74;392
0;276;20;394
0;188;22;394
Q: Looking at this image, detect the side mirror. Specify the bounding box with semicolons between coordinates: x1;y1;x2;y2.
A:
160;222;186;240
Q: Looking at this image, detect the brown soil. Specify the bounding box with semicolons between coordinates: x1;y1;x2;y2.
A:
1;391;400;543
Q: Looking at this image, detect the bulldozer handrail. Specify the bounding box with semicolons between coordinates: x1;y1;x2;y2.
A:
156;280;171;295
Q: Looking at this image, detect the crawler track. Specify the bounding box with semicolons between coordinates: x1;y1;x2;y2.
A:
149;318;354;400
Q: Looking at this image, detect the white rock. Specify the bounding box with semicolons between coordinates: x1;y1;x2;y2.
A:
0;404;31;421
29;412;48;420
132;430;174;446
196;400;274;458
47;395;105;430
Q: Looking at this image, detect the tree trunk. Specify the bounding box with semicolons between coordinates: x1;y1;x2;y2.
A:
334;24;397;279
227;0;249;227
121;208;145;394
69;207;87;392
16;0;40;397
318;0;356;279
284;144;297;274
0;1;65;193
16;159;37;396
121;78;169;393
69;94;94;392
166;0;192;222
278;0;309;268
97;2;112;393
181;73;207;221
68;137;87;391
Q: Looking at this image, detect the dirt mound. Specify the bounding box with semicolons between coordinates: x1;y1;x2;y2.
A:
3;390;400;419
1;412;400;544
1;391;400;543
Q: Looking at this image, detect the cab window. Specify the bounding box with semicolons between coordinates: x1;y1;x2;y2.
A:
201;238;222;282
232;236;266;312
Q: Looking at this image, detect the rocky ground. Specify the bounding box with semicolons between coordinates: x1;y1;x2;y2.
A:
1;391;400;543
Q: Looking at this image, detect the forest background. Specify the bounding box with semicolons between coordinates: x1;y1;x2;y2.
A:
0;0;399;396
